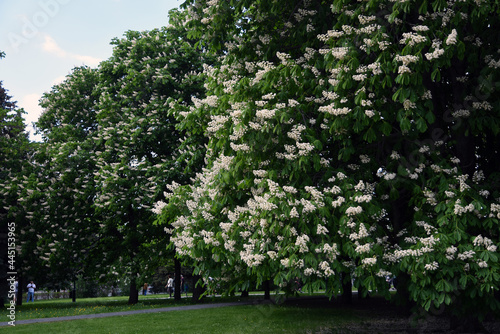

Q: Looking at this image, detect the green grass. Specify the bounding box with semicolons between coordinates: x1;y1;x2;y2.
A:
2;291;333;320
1;294;252;320
2;303;358;333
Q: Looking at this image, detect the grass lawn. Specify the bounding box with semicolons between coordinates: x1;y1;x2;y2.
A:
2;303;358;334
1;291;328;320
2;294;200;320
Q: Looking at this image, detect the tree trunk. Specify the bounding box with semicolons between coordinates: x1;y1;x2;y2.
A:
241;289;249;297
263;279;271;300
341;272;352;305
174;257;181;300
192;275;204;302
72;279;76;302
128;275;139;305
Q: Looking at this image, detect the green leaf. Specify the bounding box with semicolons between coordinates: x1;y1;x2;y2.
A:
437;293;445;306
380;121;392;136
425;111;436;124
400;118;411;132
431;68;441;82
363;127;376;143
416;117;428;132
424;299;432;311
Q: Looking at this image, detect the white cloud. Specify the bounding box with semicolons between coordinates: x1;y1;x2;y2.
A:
20;93;43;125
19;93;44;141
51;75;67;86
41;33;102;67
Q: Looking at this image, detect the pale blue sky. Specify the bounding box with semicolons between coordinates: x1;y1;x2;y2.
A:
0;0;182;140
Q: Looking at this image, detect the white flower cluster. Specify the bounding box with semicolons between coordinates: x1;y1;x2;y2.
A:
355;242;372;254
424;261;439;271
400;32;427;46
445;29;457;45
490;203;500;219
317;30;344;42
446;245;457;260
319;104;351;116
456;174;471;192
346;206;363;216
318;261;335;277
151;200;167;214
425;47;445;61
415;221;437;235
419;235;440;247
296;234;310;253
473;235;497;252
457;250;475;261
453;199;475;216
207;115;229;134
354;194;372;203
361;256;377;267
472;101;493;111
330;47;350;60
349;223;369;241
317;224;329;235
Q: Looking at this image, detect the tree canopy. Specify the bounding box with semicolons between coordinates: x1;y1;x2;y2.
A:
0;51;33;307
32;8;213;304
158;0;500;324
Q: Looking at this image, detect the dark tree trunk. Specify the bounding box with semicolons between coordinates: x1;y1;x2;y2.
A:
192;275;204;302
341;272;352;305
72;279;76;302
390;189;414;313
263;279;271;300
174;257;181;300
241;289;249;297
128;275;139;305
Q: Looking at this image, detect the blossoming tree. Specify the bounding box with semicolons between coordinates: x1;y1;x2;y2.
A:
157;0;500;327
0;56;33;307
34;8;212;304
34;65;103;295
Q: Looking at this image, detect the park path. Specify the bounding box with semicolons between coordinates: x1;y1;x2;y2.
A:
1;300;263;327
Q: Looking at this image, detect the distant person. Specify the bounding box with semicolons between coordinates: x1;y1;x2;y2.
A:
165;275;174;298
26;280;36;302
143;283;148;296
181;275;188;296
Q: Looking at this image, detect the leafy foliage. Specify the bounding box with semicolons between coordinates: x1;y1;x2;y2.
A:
160;0;500;321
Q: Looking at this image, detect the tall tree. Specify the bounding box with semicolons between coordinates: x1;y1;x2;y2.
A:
34;8;212;304
160;0;500;328
32;65;102;294
0;51;33;308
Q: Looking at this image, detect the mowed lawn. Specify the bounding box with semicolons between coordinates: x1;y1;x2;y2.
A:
2;302;358;334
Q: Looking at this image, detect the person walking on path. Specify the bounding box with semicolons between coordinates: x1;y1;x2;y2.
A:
165;275;174;298
181;275;188;296
26;281;36;302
